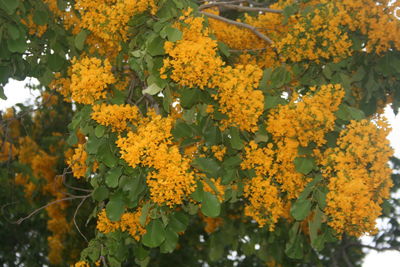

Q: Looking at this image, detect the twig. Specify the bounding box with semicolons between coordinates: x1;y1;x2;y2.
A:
347;243;400;252
220;3;283;13
229;47;267;53
73;194;90;242
200;11;274;44
199;0;246;10
14;194;91;225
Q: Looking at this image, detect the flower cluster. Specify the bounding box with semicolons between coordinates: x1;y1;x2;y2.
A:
161;12;224;89
211;64;264;132
243;176;284;231
70;57;115;104
75;0;157;53
116;112;196;206
275;2;353;63
324;118;393;236
91;104;140;132
96;209;146;241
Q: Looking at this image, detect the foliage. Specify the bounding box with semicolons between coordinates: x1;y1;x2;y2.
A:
1;0;400;266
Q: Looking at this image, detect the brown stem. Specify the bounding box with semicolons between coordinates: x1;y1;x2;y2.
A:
200;11;274;44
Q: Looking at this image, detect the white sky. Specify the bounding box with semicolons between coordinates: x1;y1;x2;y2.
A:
1;79;400;265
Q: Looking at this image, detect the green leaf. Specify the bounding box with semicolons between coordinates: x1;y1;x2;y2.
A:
142;83;162;95
106;167;123;188
335;104;365;121
142;219;166;248
264;95;286;110
95;125;106;138
139;202;150;226
147;36;165;56
7;37;27;53
201;191;221;218
285;222;303;259
7;24;20;40
92;186;109;201
106;193;125;221
290;199;312;221
180;88;199;108
203;125;221;146
75;30;88;50
168;212;189;233
98;143;118;168
258;68;272;90
0;0;19;15
298;174;322;200
218;41;230;57
309;208;324;251
33;9;48;25
48;53;65;72
209;234;224;261
270;66;291;88
314;187;327;209
172;121;193;139
294;157;315;175
193;158;220;177
0;86;6;100
165;27;182;42
160;227;179;253
229;127;244;150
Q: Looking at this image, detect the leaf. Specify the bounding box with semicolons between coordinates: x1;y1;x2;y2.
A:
92;186;109;201
193;158;220;177
165;27;182;42
309;208;324;251
180;88;199;108
106;193;125;221
270;66;291;88
48;53;65;72
203;125;221;146
285;222;303;259
33;9;48;25
0;0;19;15
0;86;7;100
172;121;193;139
298;174;322;200
264;95;286;110
314;187;328;209
7;37;27;53
294;157;315;175
75;30;88;50
160;227;179;253
139;202;150;226
142;219;166;248
106;167;123;188
7;24;20;40
229;127;244;150
290;199;312;221
95;125;106;138
201;191;221;218
147;36;165;56
218;42;230;57
168;212;189;233
142;83;162;95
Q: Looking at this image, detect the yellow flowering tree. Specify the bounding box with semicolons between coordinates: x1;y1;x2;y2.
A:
1;0;400;266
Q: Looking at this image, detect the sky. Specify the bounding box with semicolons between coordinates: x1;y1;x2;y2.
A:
1;79;400;266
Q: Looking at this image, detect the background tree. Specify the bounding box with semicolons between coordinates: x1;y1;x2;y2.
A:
1;0;400;266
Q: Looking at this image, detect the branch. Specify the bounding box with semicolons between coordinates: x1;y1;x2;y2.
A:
73;195;90;242
200;11;274;44
14;194;91;225
199;1;246;10
347;243;400;252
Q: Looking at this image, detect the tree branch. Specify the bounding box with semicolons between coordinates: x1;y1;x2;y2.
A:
200;11;274;44
14;194;91;225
